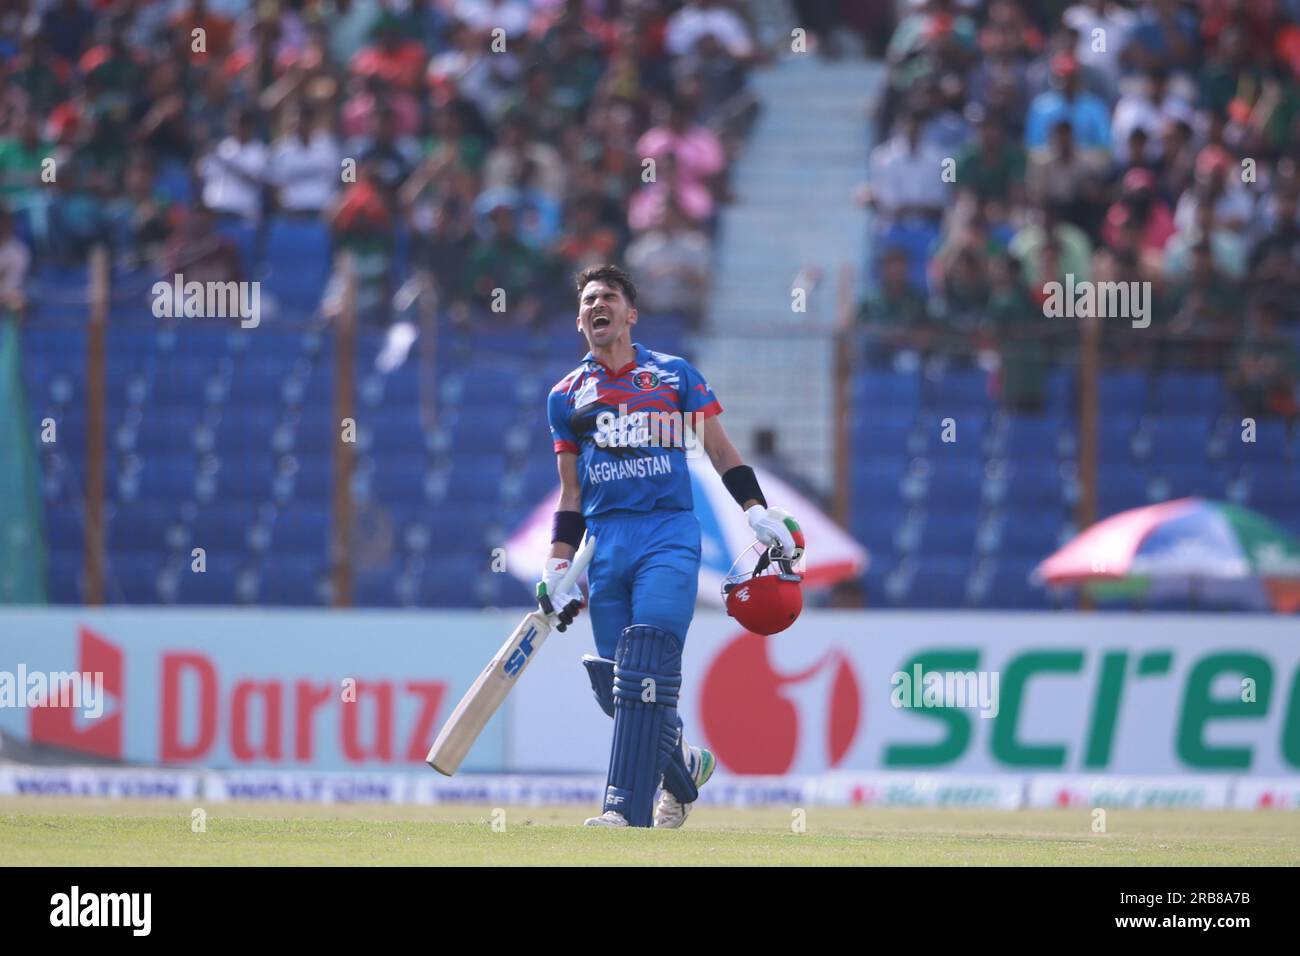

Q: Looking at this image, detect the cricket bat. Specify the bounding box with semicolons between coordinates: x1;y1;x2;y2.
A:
426;536;595;776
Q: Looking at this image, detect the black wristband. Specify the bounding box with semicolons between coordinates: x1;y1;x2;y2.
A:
722;465;766;509
551;510;585;548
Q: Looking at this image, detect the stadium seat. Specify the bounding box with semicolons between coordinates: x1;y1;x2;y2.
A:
258;555;328;605
270;508;331;553
853;371;921;411
908;557;972;608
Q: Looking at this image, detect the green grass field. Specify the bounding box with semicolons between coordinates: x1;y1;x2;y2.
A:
3;798;1298;865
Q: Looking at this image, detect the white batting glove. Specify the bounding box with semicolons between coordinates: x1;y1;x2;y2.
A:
537;556;585;631
745;505;802;561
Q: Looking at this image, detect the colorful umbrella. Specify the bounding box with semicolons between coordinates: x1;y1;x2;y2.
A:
1033;498;1300;611
504;458;868;606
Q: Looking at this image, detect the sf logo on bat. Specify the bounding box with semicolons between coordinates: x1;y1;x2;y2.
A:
503;625;540;678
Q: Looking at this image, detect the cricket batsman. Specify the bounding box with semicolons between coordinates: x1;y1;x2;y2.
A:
540;265;803;828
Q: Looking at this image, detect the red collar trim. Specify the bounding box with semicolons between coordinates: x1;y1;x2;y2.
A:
591;349;640;377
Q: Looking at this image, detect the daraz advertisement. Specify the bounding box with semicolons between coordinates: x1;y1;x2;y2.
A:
1;608;1297;777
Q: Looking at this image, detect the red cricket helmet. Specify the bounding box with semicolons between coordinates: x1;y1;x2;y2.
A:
722;529;805;636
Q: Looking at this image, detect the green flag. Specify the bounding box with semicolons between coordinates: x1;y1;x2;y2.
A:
0;315;48;603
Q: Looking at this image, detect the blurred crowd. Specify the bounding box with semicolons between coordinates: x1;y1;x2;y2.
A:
0;0;767;326
856;0;1300;418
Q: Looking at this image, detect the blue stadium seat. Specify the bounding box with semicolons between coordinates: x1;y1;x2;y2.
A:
853;372;921;410
103;553;164;604
1096;466;1148;517
177;556;240;605
1158;459;1226;500
873;220;940;290
998;512;1064;560
451;415;515;455
47;551;83;603
1097;414;1142;462
1154;372;1224;417
262;218;332;310
372;457;429;501
44;506;84;551
520;457;560;497
137;457;197;500
355;567;401;607
155;159;194;205
1004;415;1063;459
107;504;177;552
419;503;499;542
908;557;971;608
419;555;488;606
927;370;993;410
279;458;331;500
1005;459;1063;506
851;505;902;556
270;507;331;552
215;459;275;501
1044;370;1072;413
363;419;424;456
189;505;258;552
213;412;277;454
1098;371;1148;417
919;459;984;507
444;456;507;504
919;510;979;555
986;561;1051;609
215;220;258;272
1147;418;1212;461
850;417;912;455
1246;465;1298;510
259;556;326;605
226;367;287;407
851;457;907;499
458;367;529;407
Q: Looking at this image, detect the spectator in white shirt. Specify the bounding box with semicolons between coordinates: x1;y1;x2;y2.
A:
271;105;341;216
1172;145;1255;237
1063;0;1135;91
665;0;756;62
482;115;567;203
861;111;951;224
624;200;711;324
1110;67;1193;166
454;0;534;39
199;107;269;223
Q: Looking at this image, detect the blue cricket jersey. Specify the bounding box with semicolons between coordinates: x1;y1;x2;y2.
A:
547;342;722;518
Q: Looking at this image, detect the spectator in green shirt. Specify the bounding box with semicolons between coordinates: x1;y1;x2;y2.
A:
955;109;1025;206
1228;298;1299;419
857;246;931;365
464;200;555;325
0;116;52;204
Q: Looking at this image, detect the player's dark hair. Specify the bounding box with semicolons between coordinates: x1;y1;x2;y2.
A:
575;264;638;307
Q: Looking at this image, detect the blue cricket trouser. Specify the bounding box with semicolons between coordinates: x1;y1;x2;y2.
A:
584;508;701;658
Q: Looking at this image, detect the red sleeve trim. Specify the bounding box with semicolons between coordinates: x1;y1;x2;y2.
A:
694;400;723;420
554;439;579;454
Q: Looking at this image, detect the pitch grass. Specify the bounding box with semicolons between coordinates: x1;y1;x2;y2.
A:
3;799;1297;866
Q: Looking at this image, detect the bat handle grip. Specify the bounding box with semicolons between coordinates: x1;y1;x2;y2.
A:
548;534;595;610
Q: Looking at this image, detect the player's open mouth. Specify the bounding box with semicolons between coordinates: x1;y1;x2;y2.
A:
592;315;611;329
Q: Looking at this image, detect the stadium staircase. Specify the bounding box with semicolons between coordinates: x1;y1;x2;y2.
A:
695;53;880;495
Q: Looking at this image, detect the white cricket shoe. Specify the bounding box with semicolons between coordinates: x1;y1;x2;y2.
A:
654;746;715;829
584;810;629;827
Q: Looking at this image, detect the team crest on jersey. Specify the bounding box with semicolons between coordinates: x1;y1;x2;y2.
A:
632;370;659;390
